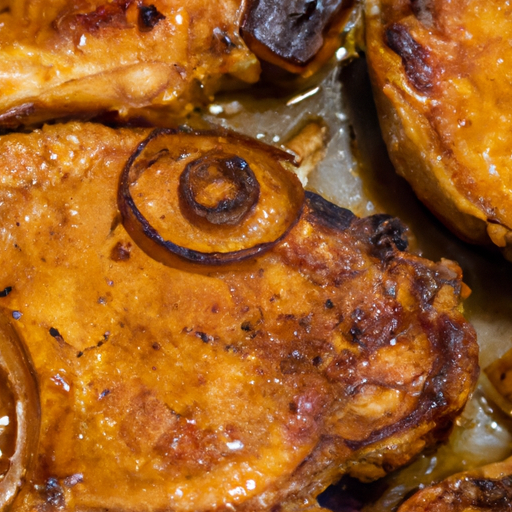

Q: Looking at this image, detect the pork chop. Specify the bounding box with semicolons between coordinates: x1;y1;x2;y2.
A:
366;0;512;259
0;0;353;129
0;122;478;511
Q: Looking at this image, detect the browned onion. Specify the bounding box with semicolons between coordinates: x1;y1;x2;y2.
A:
179;152;260;226
0;310;39;510
241;0;355;75
118;128;304;271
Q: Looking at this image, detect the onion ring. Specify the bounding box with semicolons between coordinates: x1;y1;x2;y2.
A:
0;310;39;511
118;128;304;271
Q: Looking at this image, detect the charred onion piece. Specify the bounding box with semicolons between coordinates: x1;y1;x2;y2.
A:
0;310;39;510
241;0;355;75
179;153;259;226
118;128;304;270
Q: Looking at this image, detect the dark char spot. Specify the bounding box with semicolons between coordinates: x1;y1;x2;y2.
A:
49;327;62;339
467;476;512;507
356;214;408;259
195;331;209;343
386;22;433;93
99;389;111;400
213;28;236;52
138;4;165;32
44;477;65;508
110;241;132;261
306;191;355;232
377;218;408;252
241;321;252;331
0;286;12;297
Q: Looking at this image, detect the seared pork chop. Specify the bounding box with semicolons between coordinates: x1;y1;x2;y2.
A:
366;0;512;259
397;456;512;512
0;123;478;511
0;0;258;128
0;0;353;129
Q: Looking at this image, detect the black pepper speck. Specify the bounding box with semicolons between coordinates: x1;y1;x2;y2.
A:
0;286;12;298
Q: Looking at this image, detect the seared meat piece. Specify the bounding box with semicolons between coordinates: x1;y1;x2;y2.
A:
0;123;478;511
0;0;353;129
397;457;512;512
0;0;258;128
366;0;512;259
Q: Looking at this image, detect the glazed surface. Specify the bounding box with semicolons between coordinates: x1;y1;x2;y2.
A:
0;123;478;511
0;0;259;127
366;0;512;256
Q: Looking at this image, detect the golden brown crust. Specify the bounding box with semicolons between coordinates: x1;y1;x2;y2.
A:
0;123;478;512
365;0;512;256
397;456;512;512
0;0;260;128
0;0;357;129
240;0;356;76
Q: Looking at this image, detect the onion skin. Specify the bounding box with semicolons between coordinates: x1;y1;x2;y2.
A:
118;127;304;273
0;310;40;511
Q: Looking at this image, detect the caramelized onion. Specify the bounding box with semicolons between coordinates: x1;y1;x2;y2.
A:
241;0;355;75
179;153;260;226
0;310;39;510
118;128;304;271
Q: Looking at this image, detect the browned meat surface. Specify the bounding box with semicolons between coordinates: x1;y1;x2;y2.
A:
365;0;512;259
241;0;355;75
0;0;354;129
0;0;259;128
397;457;512;512
0;123;478;512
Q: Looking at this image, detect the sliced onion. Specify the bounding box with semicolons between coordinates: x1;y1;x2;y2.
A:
118;128;304;271
0;310;39;511
179;152;260;226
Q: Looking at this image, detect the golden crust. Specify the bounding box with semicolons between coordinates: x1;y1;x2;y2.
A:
0;0;260;128
0;123;478;511
0;0;357;129
365;0;512;257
